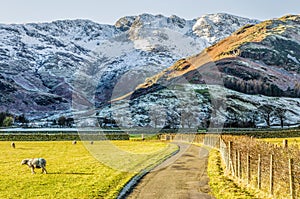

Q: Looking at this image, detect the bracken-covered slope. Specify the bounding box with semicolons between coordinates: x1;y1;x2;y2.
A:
0;13;258;119
105;15;300;128
131;15;300;98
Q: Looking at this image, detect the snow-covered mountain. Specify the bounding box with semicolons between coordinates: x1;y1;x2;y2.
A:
0;13;259;119
105;15;300;129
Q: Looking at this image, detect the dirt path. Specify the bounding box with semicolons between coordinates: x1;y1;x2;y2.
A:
127;143;215;199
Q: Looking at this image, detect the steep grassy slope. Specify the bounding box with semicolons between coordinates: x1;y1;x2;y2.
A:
127;15;300;99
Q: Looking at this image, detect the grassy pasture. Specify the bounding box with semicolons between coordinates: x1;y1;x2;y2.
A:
260;137;300;147
0;141;177;199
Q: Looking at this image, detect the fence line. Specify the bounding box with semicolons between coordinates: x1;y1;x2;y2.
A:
159;133;299;198
214;135;299;199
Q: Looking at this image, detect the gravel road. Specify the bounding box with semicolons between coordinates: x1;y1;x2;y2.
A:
127;143;215;199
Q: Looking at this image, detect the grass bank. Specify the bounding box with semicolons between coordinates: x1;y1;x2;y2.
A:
260;137;300;147
207;149;260;199
0;141;177;198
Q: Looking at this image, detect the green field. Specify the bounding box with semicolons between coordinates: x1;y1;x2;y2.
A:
260;137;300;146
0;141;177;198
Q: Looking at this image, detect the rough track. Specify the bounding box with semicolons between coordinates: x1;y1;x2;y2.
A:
127;143;215;199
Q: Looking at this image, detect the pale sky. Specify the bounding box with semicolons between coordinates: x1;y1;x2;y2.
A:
1;0;299;24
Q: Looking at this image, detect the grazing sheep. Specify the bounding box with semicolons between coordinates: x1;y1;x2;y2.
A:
21;158;47;174
72;140;77;145
11;142;15;148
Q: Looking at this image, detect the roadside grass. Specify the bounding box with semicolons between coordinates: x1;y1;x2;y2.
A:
207;149;260;199
0;141;177;199
260;137;300;147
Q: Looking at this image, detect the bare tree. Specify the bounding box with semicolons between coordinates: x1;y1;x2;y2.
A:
181;110;194;128
274;107;286;128
152;113;160;129
260;104;274;127
149;108;165;129
248;110;258;128
58;116;66;127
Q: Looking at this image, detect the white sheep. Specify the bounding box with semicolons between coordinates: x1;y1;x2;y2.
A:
21;158;47;174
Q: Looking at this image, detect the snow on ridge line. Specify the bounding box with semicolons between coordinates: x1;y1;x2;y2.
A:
0;13;260;119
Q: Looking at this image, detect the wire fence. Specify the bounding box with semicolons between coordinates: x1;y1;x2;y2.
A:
216;135;300;199
160;133;300;199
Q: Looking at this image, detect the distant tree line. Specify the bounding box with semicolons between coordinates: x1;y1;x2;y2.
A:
224;77;300;98
0;112;28;127
0;112;14;127
0;112;76;128
97;117;118;128
224;104;288;128
53;116;74;127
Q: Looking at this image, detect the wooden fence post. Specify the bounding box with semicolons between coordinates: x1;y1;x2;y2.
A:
270;154;274;195
234;151;238;177
289;159;295;199
258;154;261;189
247;153;250;185
228;141;233;175
207;135;209;146
283;139;288;148
238;151;241;179
206;135;209;145
208;135;210;146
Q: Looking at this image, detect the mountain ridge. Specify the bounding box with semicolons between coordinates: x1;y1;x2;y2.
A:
104;14;300;128
0;13;259;120
126;14;300;99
